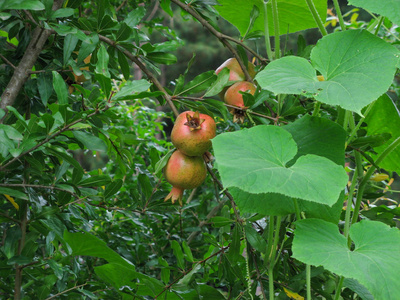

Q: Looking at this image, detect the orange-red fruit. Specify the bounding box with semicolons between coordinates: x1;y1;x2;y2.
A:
164;149;207;204
224;81;257;109
171;111;216;157
215;58;256;81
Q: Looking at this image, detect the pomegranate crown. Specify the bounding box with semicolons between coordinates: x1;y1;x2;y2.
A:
184;111;205;131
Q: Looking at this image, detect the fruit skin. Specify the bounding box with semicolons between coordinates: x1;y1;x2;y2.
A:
164;149;207;204
224;81;257;109
215;58;256;81
171;111;216;157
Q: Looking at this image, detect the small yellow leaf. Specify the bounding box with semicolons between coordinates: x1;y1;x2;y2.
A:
283;287;304;300
370;173;389;182
4;194;19;210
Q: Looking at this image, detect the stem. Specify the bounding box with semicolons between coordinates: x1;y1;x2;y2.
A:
346;102;375;147
263;1;274;61
351;135;400;225
293;199;302;221
14;202;28;300
305;0;328;36
271;0;280;59
343;169;358;239
332;0;346;31
334;276;344;300
306;264;311;300
268;216;282;300
312;101;321;117
374;16;384;36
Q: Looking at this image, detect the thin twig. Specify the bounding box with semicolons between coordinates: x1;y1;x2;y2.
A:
44;283;88;300
0;54;16;69
0;212;20;223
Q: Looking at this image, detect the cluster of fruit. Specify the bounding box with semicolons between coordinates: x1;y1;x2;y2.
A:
164;111;216;205
163;57;257;205
216;58;257;122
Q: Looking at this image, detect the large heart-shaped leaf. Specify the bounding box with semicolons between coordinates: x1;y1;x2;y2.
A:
292;219;400;300
365;94;400;174
255;30;400;114
215;0;327;37
226;116;347;221
349;0;400;26
212;124;348;206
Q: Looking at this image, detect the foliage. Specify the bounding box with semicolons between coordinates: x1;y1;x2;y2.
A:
0;0;400;299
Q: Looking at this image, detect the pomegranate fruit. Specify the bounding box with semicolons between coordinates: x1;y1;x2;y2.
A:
215;58;256;81
224;81;256;109
171;111;216;157
164;149;207;204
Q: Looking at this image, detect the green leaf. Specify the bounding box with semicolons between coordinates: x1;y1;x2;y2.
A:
64;231;133;267
79;175;111;187
104;179;123;199
255;30;400;114
171;240;185;269
344;278;374;300
154;148;174;176
112;79;151;101
292;219;400;300
52;71;68;105
211;216;233;227
245;223;267;253
365;94;400;174
116;22;132;42
176;70;216;96
117;50;130;80
213;125;348;206
124;6;146;27
215;0;327;37
203;67;230;97
63;34;78;66
73;131;107;152
0;0;45;10
94;74;111;99
0;187;28;200
95;44;110;78
0;124;23;140
50;8;74;19
37;72;53;106
146;52;177;65
349;0;400;26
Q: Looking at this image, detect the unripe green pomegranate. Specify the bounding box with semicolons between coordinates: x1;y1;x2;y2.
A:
215;58;256;81
164;149;207;205
171;111;216;157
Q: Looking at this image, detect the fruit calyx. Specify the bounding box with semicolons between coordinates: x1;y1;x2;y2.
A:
184;111;205;131
164;186;185;205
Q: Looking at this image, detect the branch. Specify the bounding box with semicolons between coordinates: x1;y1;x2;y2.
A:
0;106;109;171
170;0;256;82
0;0;64;122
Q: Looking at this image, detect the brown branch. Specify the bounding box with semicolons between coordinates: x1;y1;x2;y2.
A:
0;0;64;122
44;283;88;300
0;212;20;224
0;54;16;69
170;0;260;81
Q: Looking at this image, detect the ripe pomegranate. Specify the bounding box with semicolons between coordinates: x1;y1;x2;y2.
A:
215;58;256;81
224;81;257;123
171;111;216;157
164;149;207;204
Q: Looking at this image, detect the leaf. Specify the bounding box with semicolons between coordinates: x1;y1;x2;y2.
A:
212;125;348;206
115;22;132;42
94;74;111;99
63;34;78;65
292;219;400;300
0;187;28;200
0;124;23;140
154;148;174;176
215;0;327;37
349;0;400;26
170;240;185;270
117;50;130;80
4;194;19;210
37;72;53;106
79;175;111;187
104;179;123;199
112;79;151;100
365;94;400;174
64;231;133;267
95;44;110;78
51;8;74;19
344;278;374;300
203;67;230;97
255;30;400;114
146;52;177;65
245;223;267;253
52;71;68;105
73;131;107;152
0;0;45;10
176;70;216;96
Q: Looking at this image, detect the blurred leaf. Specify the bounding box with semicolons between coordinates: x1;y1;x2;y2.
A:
79;175;111;187
154;148;174;176
0;124;23;140
245;223;267;253
52;71;68;105
95;44;110;78
37;72;53;107
171;240;185;269
104;179;123;199
146;52;177;65
182;241;194;263
73;131;107;152
51;8;74;19
63;34;79;66
117;50;130;80
0;0;45;10
94;74;112;99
